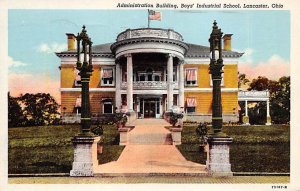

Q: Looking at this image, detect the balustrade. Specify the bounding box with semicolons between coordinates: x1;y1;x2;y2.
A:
121;81;178;90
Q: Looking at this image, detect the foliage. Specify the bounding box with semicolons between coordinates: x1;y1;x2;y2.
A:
177;124;290;173
168;111;184;127
238;73;250;88
246;76;290;124
8;93;60;127
8;93;26;127
8;124;124;173
113;112;128;125
91;125;103;136
196;122;208;144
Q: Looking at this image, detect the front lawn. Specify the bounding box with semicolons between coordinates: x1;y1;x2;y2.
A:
177;124;290;173
8;124;124;174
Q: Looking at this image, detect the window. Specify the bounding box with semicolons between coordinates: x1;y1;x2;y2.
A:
139;75;145;81
74;67;81;86
185;68;197;86
74;97;81;115
186;107;196;113
101;68;114;86
186;97;197;113
103;101;113;114
154;75;160;81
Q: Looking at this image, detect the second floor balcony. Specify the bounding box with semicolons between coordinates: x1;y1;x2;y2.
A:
121;81;178;90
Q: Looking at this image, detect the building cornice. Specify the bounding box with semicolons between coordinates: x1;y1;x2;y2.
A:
60;87;239;93
110;37;189;56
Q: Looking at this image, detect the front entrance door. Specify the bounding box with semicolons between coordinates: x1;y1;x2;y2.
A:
144;102;156;118
140;98;161;118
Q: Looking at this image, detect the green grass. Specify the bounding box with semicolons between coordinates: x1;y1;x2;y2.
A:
9;124;290;174
177;124;290;173
8;125;124;174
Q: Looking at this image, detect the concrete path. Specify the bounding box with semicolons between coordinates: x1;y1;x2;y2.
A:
95;119;207;175
128;119;172;145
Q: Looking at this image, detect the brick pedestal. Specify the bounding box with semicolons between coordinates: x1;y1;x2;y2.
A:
206;136;233;176
70;136;100;176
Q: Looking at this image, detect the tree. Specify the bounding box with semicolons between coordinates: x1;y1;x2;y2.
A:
247;76;274;91
20;93;60;126
247;76;290;124
270;76;290;124
238;73;250;88
8;93;26;127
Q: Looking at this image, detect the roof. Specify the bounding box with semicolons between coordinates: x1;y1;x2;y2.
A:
185;43;243;58
56;42;243;58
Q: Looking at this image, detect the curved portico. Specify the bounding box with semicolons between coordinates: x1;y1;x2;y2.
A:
111;28;188;117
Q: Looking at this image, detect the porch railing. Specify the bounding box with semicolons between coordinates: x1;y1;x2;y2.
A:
121;81;178;90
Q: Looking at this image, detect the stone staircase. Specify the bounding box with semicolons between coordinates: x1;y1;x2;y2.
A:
128;131;172;145
127;119;173;145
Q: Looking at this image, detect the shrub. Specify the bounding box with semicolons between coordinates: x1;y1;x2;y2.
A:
169;112;184;127
196;122;208;144
91;125;103;136
113;112;128;126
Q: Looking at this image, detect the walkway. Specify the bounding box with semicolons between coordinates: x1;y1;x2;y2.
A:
9;176;290;184
95;119;207;176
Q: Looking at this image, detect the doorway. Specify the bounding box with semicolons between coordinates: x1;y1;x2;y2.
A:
140;98;161;118
144;101;156;118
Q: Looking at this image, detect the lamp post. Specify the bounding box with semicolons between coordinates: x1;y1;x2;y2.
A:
70;26;100;177
76;25;93;136
209;20;224;135
205;20;233;176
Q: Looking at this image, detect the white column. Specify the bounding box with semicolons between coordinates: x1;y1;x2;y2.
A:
266;99;272;125
126;54;133;111
159;97;162;116
245;100;248;117
178;61;184;109
167;54;174;111
115;62;122;110
267;100;270;117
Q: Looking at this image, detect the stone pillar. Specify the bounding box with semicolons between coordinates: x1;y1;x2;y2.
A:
266;99;271;125
159;97;163;117
70;136;100;176
206;136;233;176
243;100;250;125
167;54;174;111
178;61;184;109
170;127;182;145
126;54;133;111
118;128;130;145
115;62;122;110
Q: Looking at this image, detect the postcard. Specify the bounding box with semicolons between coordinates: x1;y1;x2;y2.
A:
1;0;299;191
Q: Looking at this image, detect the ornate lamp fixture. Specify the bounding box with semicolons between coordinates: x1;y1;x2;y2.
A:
209;20;224;134
76;25;93;135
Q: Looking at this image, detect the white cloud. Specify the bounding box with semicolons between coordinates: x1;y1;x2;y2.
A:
8;56;27;68
37;42;67;54
234;48;254;63
239;54;290;80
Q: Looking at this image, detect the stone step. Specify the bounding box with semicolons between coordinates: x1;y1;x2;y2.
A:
128;133;172;145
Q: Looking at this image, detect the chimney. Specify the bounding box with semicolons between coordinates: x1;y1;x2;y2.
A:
223;34;233;51
66;33;76;51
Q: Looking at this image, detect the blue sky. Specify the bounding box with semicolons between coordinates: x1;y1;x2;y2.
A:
8;9;290;100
